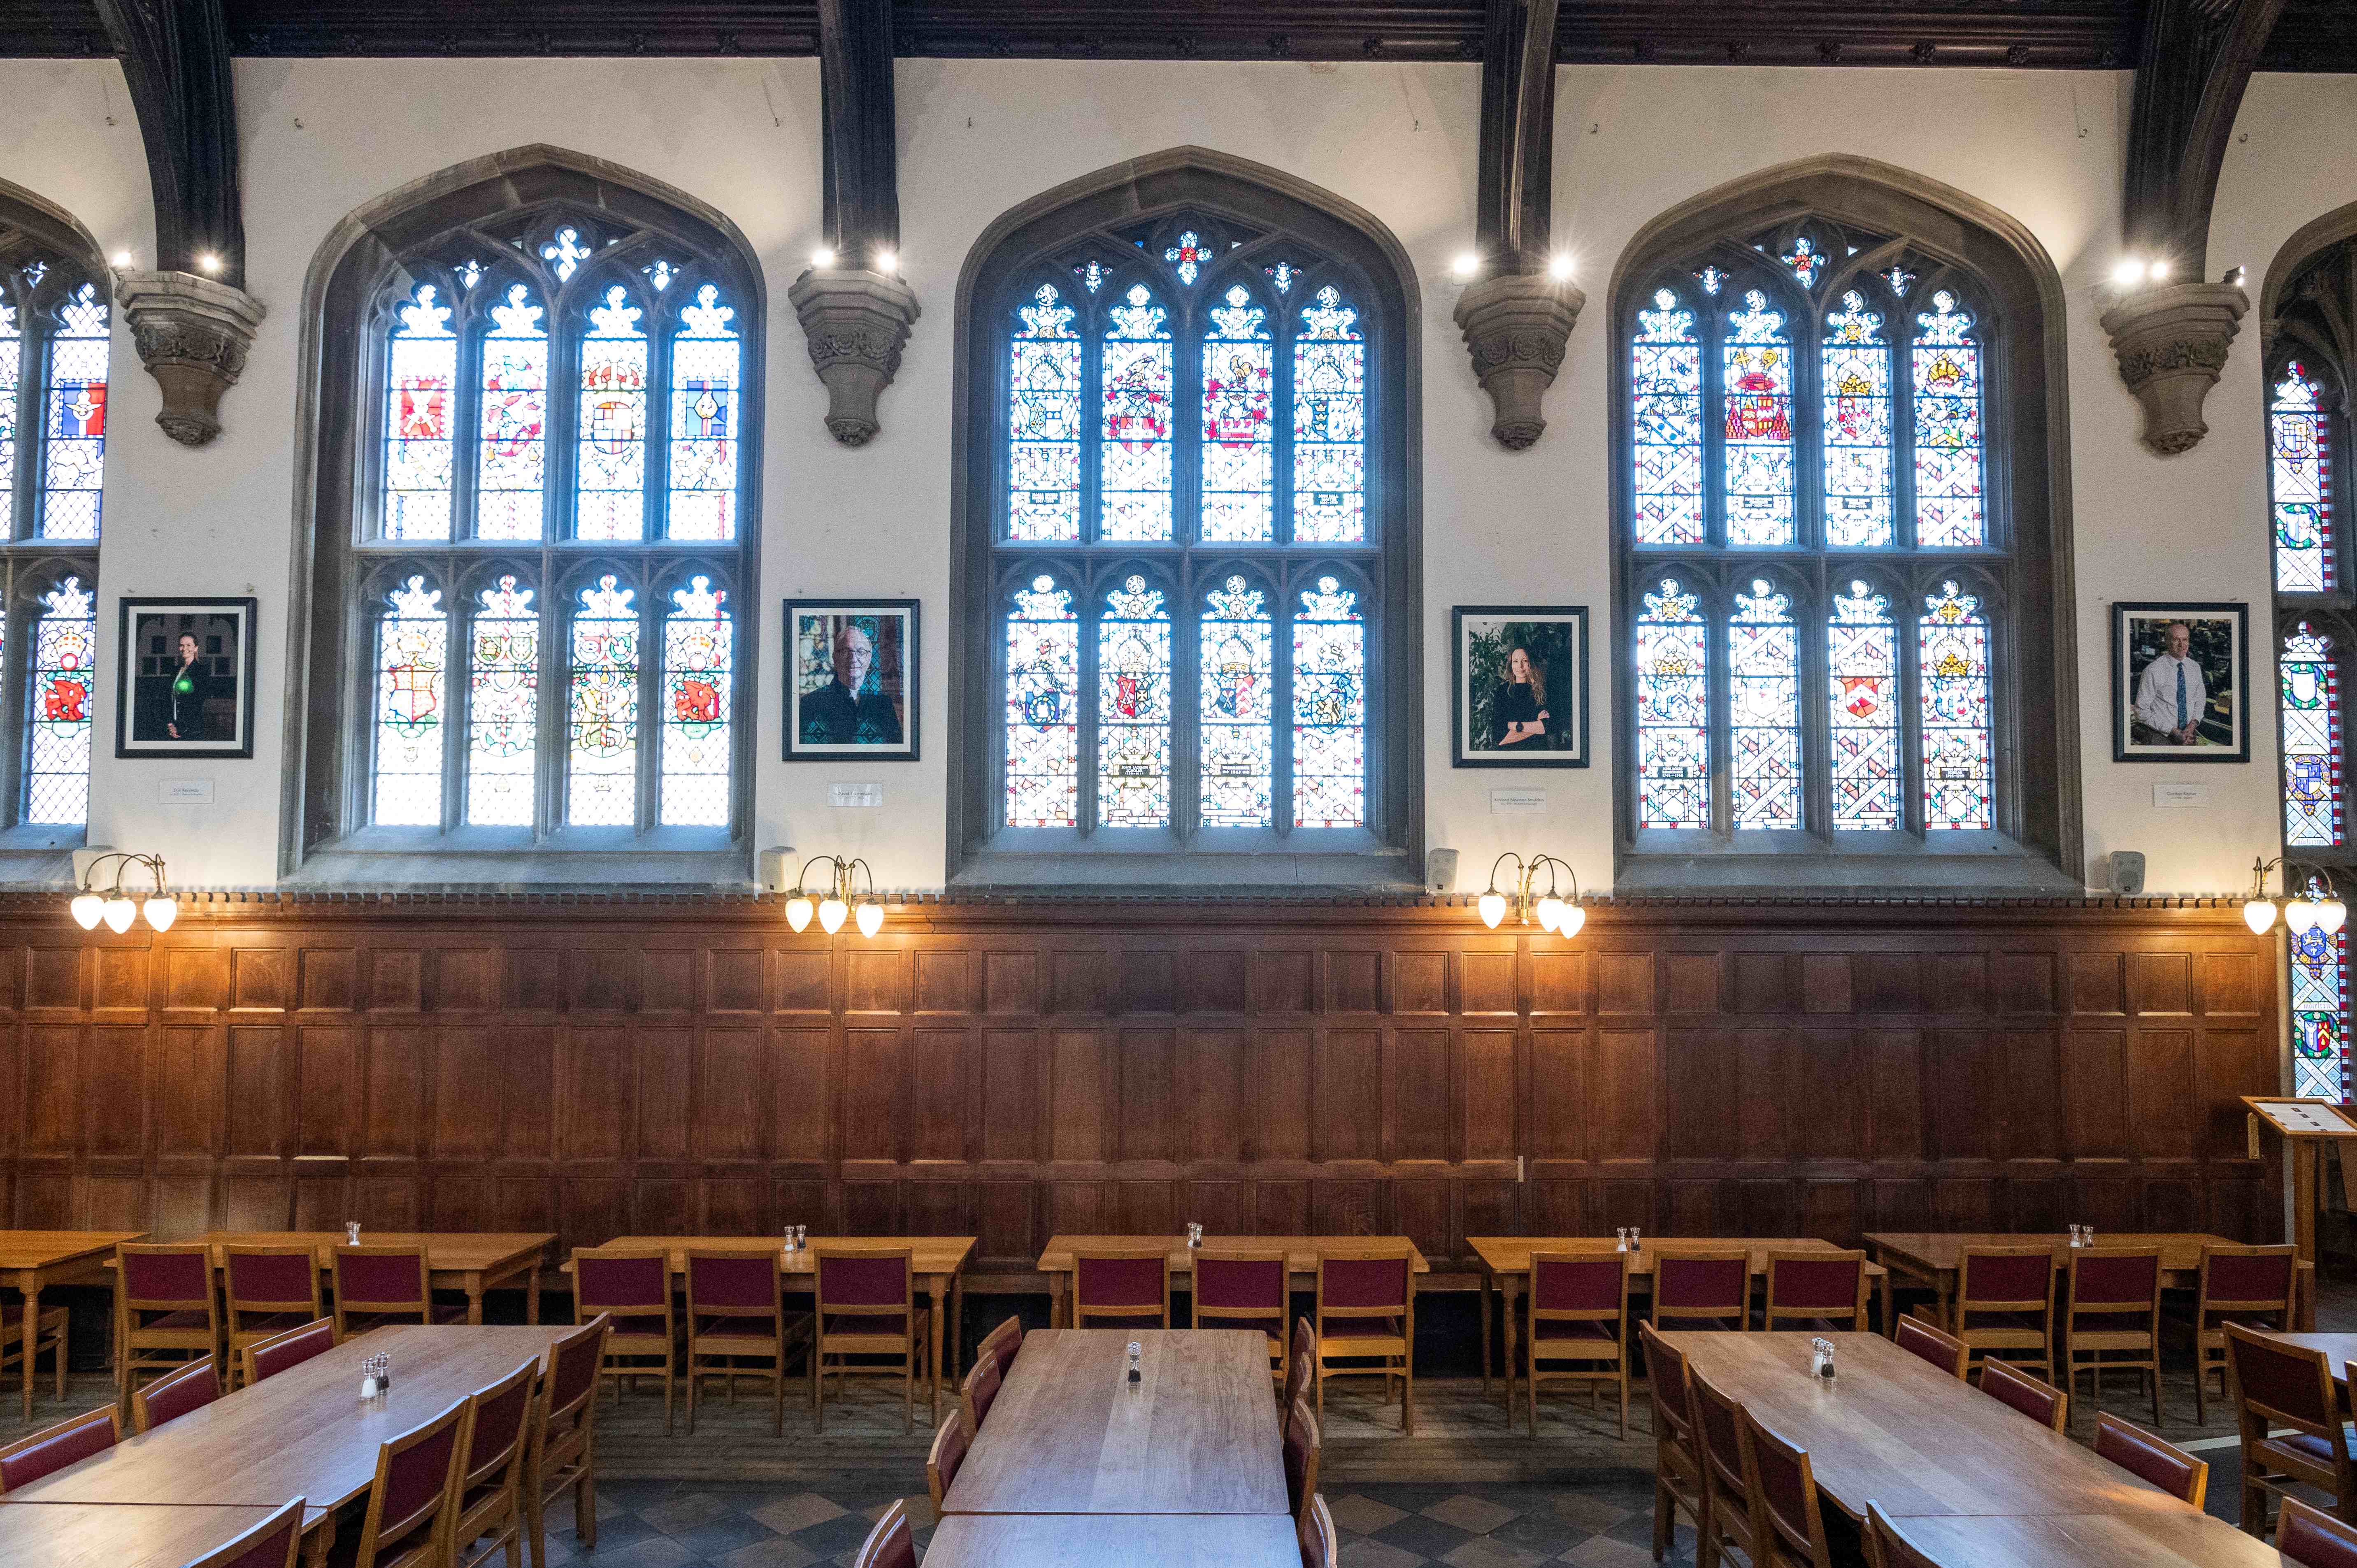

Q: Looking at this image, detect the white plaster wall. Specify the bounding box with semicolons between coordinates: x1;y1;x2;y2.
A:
0;54;2324;894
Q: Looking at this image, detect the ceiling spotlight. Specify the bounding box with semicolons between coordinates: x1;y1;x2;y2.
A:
1451;251;1481;278
810;246;837;269
1547;254;1574;281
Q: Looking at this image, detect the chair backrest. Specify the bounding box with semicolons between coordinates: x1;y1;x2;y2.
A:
117;1242;216;1315
573;1249;674;1324
1531;1252;1628;1322
2282;1497;2357;1568
926;1408;969;1510
2200;1243;2297;1321
133;1356;221;1433
1686;1367;1756;1545
1298;1492;1338;1568
852;1498;917;1568
1893;1314;1969;1379
960;1353;1002;1433
1978;1357;2067;1431
814;1246;914;1324
245;1317;335;1383
2067;1249;2162;1316
333;1246;431;1312
225;1247;322;1316
1283;1395;1321;1520
979;1314;1023;1380
687;1250;783;1323
1955;1246;2053;1313
0;1406;119;1493
1315;1247;1413;1323
1074;1246;1172;1321
1863;1501;1946;1568
543;1315;611;1433
2092;1412;2206;1506
1764;1251;1867;1325
1745;1411;1833;1568
1286;1317;1316;1405
355;1396;473;1568
2224;1320;2339;1437
182;1496;307;1568
1636;1322;1697;1450
462;1357;542;1493
1193;1249;1288;1319
1651;1249;1752;1325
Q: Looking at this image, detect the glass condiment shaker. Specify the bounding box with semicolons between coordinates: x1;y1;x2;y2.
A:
345;1220;361;1245
1811;1336;1836;1381
1615;1228;1629;1252
1127;1341;1143;1384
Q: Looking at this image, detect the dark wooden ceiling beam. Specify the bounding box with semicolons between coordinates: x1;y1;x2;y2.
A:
1475;0;1559;273
2122;0;2289;273
91;0;244;285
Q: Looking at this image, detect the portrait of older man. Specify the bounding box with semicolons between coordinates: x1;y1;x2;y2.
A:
2130;619;2211;746
797;618;904;746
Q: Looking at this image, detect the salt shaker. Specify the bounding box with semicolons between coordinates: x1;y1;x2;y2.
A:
1811;1336;1836;1382
346;1220;361;1245
2067;1224;2082;1248
1187;1223;1203;1249
374;1352;392;1392
1630;1227;1643;1252
1615;1228;1629;1253
797;1226;809;1251
1127;1341;1143;1384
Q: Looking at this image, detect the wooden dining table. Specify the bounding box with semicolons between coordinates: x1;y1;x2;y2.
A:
1862;1231;2316;1332
195;1230;556;1324
1873;1511;2290;1568
1033;1235;1430;1329
921;1512;1302;1567
4;1324;574;1566
942;1329;1288;1517
0;1501;289;1568
0;1231;146;1418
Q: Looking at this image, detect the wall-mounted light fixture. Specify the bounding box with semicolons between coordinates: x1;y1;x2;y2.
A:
2244;856;2348;937
783;855;885;938
69;852;177;934
1476;852;1585;937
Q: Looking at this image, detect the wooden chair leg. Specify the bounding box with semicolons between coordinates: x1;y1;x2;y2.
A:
1653;1474;1672;1561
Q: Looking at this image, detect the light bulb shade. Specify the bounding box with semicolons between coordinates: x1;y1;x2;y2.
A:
2288;900;2323;935
2244;899;2279;935
142;896;178;932
1556;904;1588;937
1535;895;1566;933
69;892;104;930
1477;892;1507;929
101;897;136;934
818;896;848;934
2323;899;2350;935
784;895;814;933
855;901;884;938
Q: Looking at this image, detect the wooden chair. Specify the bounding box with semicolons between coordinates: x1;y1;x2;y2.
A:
1636;1322;1705;1564
812;1245;930;1433
1193;1247;1290;1389
223;1246;323;1389
959;1353;1002;1434
1283;1394;1321;1527
1762;1250;1869;1333
1863;1500;1944;1568
1892;1314;1968;1380
1978;1356;2068;1431
1285;1317;1316;1409
2282;1498;2357;1568
131;1355;220;1433
926;1407;969;1511
2093;1412;2207;1506
572;1248;679;1435
1313;1245;1416;1434
1071;1245;1172;1330
525;1315;609;1568
2191;1242;2297;1424
345;1394;475;1568
115;1242;221;1414
1298;1492;1339;1568
0;1289;67;1406
182;1495;307;1568
1943;1245;2055;1380
1649;1249;1753;1332
685;1250;808;1437
450;1356;540;1568
976;1314;1023;1382
243;1317;335;1385
1689;1366;1767;1568
332;1246;462;1340
2062;1247;2162;1428
1526;1251;1630;1438
1745;1411;1835;1568
2225;1322;2357;1538
0;1405;118;1493
852;1499;916;1568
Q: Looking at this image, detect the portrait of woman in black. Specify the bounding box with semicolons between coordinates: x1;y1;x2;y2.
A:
1490;644;1552;749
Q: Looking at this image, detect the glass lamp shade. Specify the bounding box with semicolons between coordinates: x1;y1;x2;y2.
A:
1535;895;1566;933
69;892;104;930
2244;899;2278;936
2288;900;2323;935
142;896;178;932
101;897;137;934
2322;899;2350;936
785;896;814;933
1477;891;1507;929
1556;904;1588;937
855;901;884;938
818;897;849;935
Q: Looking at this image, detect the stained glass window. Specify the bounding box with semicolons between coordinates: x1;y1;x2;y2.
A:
2294;891;2347;1100
1729;579;1800;829
1636;579;1708;829
1101;283;1174;541
1821;291;1894;548
1919;582;1993;830
1292;286;1366;545
2282;624;2342;847
2272;362;2334;594
1097;575;1171;827
40;283;108;541
1009;284;1083;543
477;283;549;541
1722;290;1797;546
464;575;537;826
1912;291;1985;548
1202;285;1274;543
1779;236;1826;289
0;299;19;537
385;283;457;541
669;284;739;542
1291;576;1365;828
566;574;638;826
1633;289;1704;546
1828;582;1901;831
25;577;94;825
372;575;447;826
660;575;731;827
576;285;647;541
1005;575;1079;827
1199;575;1273;828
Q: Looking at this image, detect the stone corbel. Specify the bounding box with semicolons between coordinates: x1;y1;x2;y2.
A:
787;268;920;447
113;269;266;447
1454;274;1584;451
2098;280;2248;455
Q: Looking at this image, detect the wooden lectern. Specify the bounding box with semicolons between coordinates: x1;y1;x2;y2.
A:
2245;1096;2357;1281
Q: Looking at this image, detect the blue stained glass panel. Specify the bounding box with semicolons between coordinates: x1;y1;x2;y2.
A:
2283;624;2343;847
40;284;108;541
0;300;20;537
661;576;731;827
1828;582;1901;830
1097;575;1172;827
2293;887;2347;1100
26;578;94;825
576;286;647;541
1291;576;1365;827
477;283;548;541
1633;290;1704;546
1729;580;1800;829
1101;283;1174;541
1199;576;1274;828
1292;287;1366;544
384;283;456;541
566;575;639;826
1201;286;1274;543
1636;579;1708;829
668;285;740;541
1912;291;1985;547
1009;284;1082;542
1821;291;1894;548
2273;363;2334;594
1005;576;1079;827
1722;289;1796;546
373;575;446;827
465;575;538;826
1919;582;1993;829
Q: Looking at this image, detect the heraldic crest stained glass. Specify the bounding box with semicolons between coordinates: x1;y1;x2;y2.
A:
2272;362;2334;594
2282;623;2342;848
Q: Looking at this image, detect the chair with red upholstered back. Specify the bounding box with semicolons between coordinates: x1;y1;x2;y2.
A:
1286;1317;1316;1409
1072;1246;1172;1331
243;1317;334;1386
1948;1245;2055;1381
1649;1249;1753;1333
1283;1395;1321;1526
976;1314;1023;1384
1979;1356;2068;1431
1526;1252;1630;1438
347;1395;474;1568
1298;1492;1339;1568
132;1356;220;1433
223;1247;323;1389
2093;1412;2207;1506
926;1407;969;1510
1764;1251;1869;1333
813;1246;928;1433
450;1356;540;1568
2063;1248;2163;1429
181;1496;307;1568
1193;1247;1290;1390
686;1250;808;1438
2193;1243;2297;1424
1313;1246;1416;1435
574;1248;679;1434
2225;1323;2357;1539
1863;1500;1947;1568
0;1405;118;1493
2282;1498;2357;1568
1894;1314;1969;1379
333;1246;462;1341
525;1315;609;1568
851;1499;917;1568
1636;1322;1704;1563
1746;1411;1835;1568
959;1352;1002;1435
1688;1367;1766;1568
116;1242;221;1416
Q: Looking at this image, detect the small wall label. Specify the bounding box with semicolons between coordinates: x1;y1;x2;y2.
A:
159;778;214;804
829;782;883;808
1490;787;1547;815
2152;782;2209;808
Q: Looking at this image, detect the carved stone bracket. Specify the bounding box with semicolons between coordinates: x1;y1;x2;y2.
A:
2098;279;2248;455
1453;273;1583;451
112;268;266;447
787;268;920;447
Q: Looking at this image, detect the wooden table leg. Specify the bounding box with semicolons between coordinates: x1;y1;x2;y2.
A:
1879;1273;1893;1338
1501;1275;1521;1424
19;1284;37;1420
466;1280;485;1325
526;1268;541;1325
928;1277;946;1417
1048;1271;1067;1329
1479;1266;1493;1401
950;1271;965;1381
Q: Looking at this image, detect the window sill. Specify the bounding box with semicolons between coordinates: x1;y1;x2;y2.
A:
1615;841;2079;897
0;828;82;890
290;827;749;891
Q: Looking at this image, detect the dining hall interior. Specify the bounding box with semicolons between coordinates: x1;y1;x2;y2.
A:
4;0;2357;1565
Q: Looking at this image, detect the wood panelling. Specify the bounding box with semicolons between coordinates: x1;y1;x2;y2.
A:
0;899;2284;1278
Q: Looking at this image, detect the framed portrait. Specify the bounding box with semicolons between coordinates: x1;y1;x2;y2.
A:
115;597;258;759
2111;601;2249;763
1453;605;1589;767
783;598;919;760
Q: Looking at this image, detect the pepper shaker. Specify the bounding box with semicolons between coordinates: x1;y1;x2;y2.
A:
1127;1341;1143;1384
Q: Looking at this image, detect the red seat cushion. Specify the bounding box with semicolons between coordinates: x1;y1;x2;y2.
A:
2264;1430;2357;1468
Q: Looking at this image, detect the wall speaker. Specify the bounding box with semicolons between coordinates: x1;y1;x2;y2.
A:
1425;848;1459;894
2106;850;2146;896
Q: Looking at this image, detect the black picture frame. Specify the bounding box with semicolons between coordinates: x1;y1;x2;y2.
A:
2110;600;2250;763
783;598;921;761
115;597;259;759
1452;605;1590;768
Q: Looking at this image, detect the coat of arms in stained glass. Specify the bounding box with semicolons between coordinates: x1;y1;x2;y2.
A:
1912;292;1985;547
1918;582;1992;830
1009;283;1083;542
669;285;740;541
1722;290;1796;546
576;286;647;541
1729;581;1800;828
2282;624;2343;848
661;576;731;827
1828;583;1900;830
1097;575;1171;828
1291;576;1364;827
567;575;639;827
1200;576;1273;828
1005;576;1079;827
40;283;109;541
1820;291;1894;548
1292;287;1365;544
384;283;457;541
465;576;538;826
1100;283;1174;541
2294;897;2348;1100
26;578;94;825
477;283;549;541
2272;362;2334;594
1633;289;1703;546
1201;286;1274;543
1636;579;1708;829
373;575;447;827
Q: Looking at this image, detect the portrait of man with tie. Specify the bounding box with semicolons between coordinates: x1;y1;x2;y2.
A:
2115;603;2248;763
